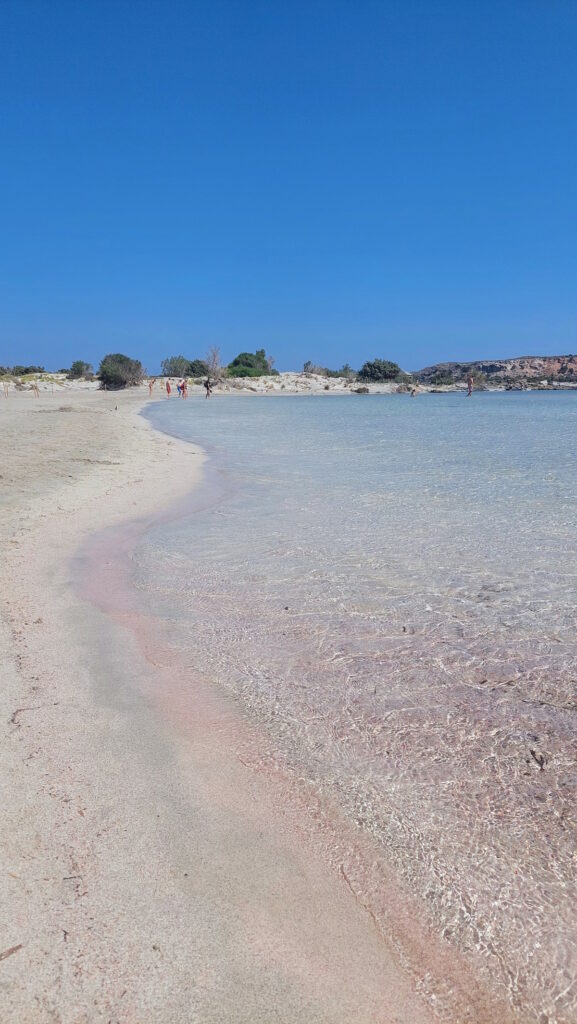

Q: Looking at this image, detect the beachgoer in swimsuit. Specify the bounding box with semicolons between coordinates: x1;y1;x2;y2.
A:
467;374;474;397
166;379;172;397
204;378;212;399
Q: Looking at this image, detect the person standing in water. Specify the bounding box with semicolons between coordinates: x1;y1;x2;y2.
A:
467;374;474;397
166;379;172;397
204;377;213;399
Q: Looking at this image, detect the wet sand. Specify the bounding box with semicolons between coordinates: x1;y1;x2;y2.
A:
0;388;444;1023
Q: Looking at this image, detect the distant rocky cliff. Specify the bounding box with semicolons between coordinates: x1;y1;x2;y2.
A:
416;354;577;384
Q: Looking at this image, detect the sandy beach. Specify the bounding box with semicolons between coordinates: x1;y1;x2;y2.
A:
0;387;454;1024
2;3;574;1018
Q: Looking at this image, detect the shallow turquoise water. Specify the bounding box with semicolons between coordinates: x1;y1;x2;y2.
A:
143;392;577;1023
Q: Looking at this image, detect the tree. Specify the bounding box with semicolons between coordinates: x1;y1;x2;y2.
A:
205;346;223;379
98;353;144;390
187;359;209;377
227;349;278;377
68;360;93;379
358;359;402;382
160;356;210;377
161;355;190;377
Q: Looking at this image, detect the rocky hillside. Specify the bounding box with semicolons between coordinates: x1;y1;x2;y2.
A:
416;354;577;384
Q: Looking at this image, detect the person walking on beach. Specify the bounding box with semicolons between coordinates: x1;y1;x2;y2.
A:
181;378;188;399
166;379;172;397
3;381;10;398
148;378;155;397
467;374;474;397
204;377;212;399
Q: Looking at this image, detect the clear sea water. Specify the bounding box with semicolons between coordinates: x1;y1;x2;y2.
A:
142;392;577;1023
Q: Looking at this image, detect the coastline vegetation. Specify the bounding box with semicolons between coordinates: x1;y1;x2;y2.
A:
3;351;577;390
227;349;278;377
0;364;46;376
98;353;144;390
161;355;209;377
303;361;356;379
68;360;94;380
357;358;403;382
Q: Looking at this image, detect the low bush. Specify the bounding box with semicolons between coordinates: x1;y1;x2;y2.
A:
161;356;209;377
98;353;144;390
10;364;45;376
68;360;93;379
227;349;277;377
358;359;402;382
303;361;357;378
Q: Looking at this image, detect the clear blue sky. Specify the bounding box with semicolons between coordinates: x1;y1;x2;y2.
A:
1;0;576;373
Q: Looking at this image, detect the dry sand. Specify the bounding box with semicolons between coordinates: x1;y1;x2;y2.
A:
0;388;440;1024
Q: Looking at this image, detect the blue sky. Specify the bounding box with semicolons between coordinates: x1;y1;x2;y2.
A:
1;0;576;373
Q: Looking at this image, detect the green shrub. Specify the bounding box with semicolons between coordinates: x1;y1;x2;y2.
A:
187;359;209;376
98;353;144;390
10;364;45;376
358;359;402;381
161;355;209;377
227;349;277;377
302;361;356;378
68;360;93;379
227;366;264;377
161;355;189;377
